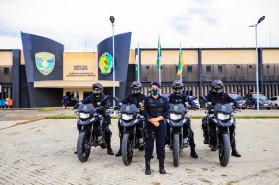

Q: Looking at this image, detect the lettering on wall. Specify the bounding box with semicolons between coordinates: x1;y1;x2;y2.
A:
66;65;96;77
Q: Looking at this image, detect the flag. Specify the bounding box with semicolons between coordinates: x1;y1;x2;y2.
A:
177;48;184;76
156;37;162;69
135;47;139;75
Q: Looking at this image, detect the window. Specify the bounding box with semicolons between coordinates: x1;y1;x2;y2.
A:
217;65;223;73
206;65;211;73
249;65;253;69
146;66;149;69
4;67;9;75
236;65;240;69
187;66;193;73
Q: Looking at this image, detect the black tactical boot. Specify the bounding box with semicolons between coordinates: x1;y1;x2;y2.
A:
115;149;121;156
159;160;166;174
105;133;114;155
190;147;198;158
115;139;122;157
231;146;241;157
145;158;151;175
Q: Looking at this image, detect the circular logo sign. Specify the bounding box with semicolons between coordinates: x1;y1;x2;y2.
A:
35;52;55;76
99;52;113;75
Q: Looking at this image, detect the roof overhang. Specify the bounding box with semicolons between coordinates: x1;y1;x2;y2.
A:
33;80;120;88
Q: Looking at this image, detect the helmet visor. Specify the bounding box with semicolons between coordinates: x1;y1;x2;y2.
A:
93;88;102;94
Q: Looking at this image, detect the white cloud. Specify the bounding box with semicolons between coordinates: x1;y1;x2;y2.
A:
0;0;278;51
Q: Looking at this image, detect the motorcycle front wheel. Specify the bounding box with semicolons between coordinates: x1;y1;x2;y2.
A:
77;132;91;163
122;133;134;166
219;133;230;167
173;134;180;167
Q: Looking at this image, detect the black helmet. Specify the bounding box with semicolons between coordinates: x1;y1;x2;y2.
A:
131;81;142;94
211;80;223;94
172;80;184;94
92;82;103;95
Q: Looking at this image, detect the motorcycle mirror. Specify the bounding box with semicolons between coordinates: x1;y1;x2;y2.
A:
208;102;212;105
190;96;197;100
97;102;101;106
199;95;207;102
113;96;120;102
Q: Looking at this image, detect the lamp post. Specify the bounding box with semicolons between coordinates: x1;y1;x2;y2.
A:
110;16;115;107
249;16;265;115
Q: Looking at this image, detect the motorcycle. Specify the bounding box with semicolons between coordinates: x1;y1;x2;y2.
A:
200;95;240;167
75;95;110;163
166;96;196;167
113;97;145;166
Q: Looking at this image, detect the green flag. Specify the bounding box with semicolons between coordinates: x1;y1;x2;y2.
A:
156;38;162;69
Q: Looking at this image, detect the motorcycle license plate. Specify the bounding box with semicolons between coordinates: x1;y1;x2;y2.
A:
264;104;268;106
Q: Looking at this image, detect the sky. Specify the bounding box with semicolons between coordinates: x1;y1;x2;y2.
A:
0;0;279;51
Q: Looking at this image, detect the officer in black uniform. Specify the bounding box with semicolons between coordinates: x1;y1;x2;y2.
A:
77;82;114;155
142;81;169;175
202;79;241;157
168;80;198;158
115;81;147;157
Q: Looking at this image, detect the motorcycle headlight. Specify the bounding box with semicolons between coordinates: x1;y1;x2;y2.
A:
122;114;134;121
79;113;90;119
170;113;182;121
217;113;230;120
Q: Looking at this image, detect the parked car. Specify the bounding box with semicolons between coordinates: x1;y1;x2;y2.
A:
270;96;279;109
243;93;272;109
227;92;247;109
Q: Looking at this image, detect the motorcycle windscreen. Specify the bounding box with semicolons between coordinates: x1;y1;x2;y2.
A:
170;103;186;114
213;103;233;114
120;104;138;114
78;103;95;113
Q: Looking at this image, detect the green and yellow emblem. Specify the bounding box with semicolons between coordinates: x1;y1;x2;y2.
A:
99;52;113;75
35;52;55;76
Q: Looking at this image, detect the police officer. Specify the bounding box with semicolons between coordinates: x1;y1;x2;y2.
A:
202;79;241;157
62;93;69;109
142;81;169;175
168;80;198;158
115;81;147;157
77;82;114;155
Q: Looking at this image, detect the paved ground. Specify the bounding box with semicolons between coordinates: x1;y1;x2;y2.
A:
0;108;279;185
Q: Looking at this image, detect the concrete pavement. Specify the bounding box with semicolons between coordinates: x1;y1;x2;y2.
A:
1;115;279;185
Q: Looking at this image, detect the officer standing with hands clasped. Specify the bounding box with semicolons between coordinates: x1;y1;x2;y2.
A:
142;81;169;175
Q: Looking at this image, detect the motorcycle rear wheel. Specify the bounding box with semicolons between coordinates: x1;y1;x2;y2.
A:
219;133;230;167
77;132;91;163
122;133;134;166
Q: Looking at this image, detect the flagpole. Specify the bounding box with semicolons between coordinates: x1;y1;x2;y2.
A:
180;43;182;82
158;36;161;85
137;43;140;81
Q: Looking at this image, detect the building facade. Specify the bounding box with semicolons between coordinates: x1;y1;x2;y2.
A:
0;32;278;108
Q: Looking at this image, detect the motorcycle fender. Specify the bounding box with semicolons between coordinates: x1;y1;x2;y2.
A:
120;119;137;127
217;119;233;127
168;120;184;127
78;119;92;126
